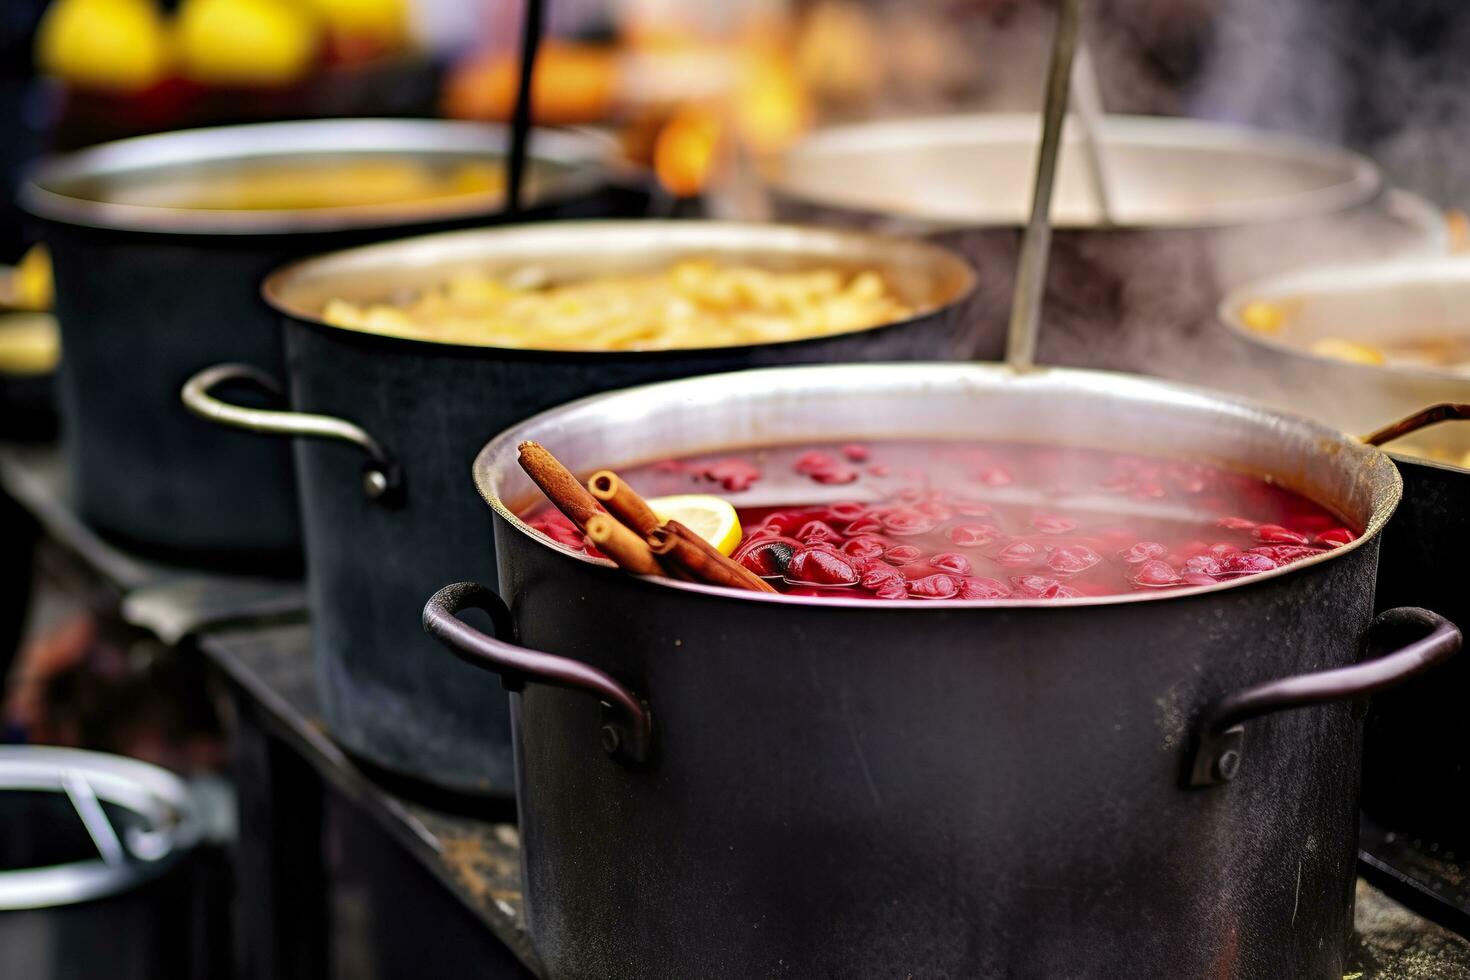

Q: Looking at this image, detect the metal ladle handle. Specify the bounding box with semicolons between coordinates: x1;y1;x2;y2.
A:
1361;403;1470;448
181;363;403;505
995;0;1083;370
423;582;654;766
1187;607;1460;787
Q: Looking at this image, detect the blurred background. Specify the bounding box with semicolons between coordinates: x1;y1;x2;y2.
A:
5;1;1470;977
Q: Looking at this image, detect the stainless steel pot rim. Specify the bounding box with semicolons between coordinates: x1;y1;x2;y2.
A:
262;219;978;355
19;118;618;236
768;112;1383;229
1219;253;1470;386
477;361;1401;609
0;746;200;910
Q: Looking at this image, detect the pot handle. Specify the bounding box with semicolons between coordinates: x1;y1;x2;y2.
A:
422;582;653;766
1186;607;1460;788
1362;403;1470;447
181;363;403;505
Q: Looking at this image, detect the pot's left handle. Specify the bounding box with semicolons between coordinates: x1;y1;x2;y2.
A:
423;582;654;766
1187;607;1460;787
181;363;403;505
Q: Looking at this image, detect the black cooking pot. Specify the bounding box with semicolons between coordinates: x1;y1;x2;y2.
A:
768;113;1445;380
20;119;635;569
422;363;1459;979
1217;258;1470;847
181;223;975;796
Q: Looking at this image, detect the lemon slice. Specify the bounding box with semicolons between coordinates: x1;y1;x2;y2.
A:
647;495;742;555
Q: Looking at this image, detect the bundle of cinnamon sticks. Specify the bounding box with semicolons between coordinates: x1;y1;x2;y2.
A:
518;441;775;593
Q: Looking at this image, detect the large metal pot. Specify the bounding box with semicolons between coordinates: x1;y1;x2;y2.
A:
1219;258;1470;846
181;222;975;796
0;747;201;980
422;362;1459;979
20;118;632;569
767;113;1446;381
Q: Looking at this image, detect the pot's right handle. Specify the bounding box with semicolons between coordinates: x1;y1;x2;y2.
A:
1186;607;1460;788
181;363;403;505
423;582;653;766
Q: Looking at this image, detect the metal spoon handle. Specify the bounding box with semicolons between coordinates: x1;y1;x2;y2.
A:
1070;39;1114;226
505;0;547;215
1004;0;1083;371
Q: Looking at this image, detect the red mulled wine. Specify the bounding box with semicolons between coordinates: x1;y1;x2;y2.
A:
524;441;1357;600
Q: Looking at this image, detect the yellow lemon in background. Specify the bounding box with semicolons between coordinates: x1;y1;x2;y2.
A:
304;0;408;48
177;0;321;87
11;247;54;312
36;0;172;92
647;495;743;556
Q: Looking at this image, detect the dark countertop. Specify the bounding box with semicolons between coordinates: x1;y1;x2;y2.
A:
0;443;306;644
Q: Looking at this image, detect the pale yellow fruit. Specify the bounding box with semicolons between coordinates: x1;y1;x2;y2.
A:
36;0;172;92
176;0;320;87
647;495;743;556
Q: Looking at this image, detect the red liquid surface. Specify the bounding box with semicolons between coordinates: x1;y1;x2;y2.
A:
524;441;1359;601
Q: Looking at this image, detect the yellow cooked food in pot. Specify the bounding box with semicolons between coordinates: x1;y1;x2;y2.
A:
102;159;506;211
321;259;915;351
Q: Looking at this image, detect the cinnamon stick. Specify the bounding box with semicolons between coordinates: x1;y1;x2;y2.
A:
648;520;777;593
588;470;661;536
585;514;662;576
518;441;603;531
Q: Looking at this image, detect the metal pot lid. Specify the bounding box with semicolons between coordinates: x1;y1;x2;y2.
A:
261;219;976;354
1220;255;1470;469
0;746;200;910
19;119;618;237
767;113;1383;230
474;361;1401;608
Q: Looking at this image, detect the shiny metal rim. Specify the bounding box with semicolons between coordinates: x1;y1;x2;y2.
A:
475;361;1400;609
0;747;200;910
20;119;617;236
262;219;977;352
768;112;1383;229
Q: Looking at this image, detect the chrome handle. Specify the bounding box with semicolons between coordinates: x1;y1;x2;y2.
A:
1187;607;1461;787
181;363;403;504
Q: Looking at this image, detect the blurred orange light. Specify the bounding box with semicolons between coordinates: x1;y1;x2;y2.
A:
654;107;721;198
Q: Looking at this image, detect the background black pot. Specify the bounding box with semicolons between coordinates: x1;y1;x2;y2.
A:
1216;258;1470;847
182;222;976;796
21;118;636;570
767;113;1445;382
423;362;1458;979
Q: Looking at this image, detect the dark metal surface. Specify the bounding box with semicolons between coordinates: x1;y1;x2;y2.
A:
24;122;634;568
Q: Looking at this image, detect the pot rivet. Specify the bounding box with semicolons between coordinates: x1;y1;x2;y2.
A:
363;470;389;499
601;725;621;755
1216;749;1242;782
